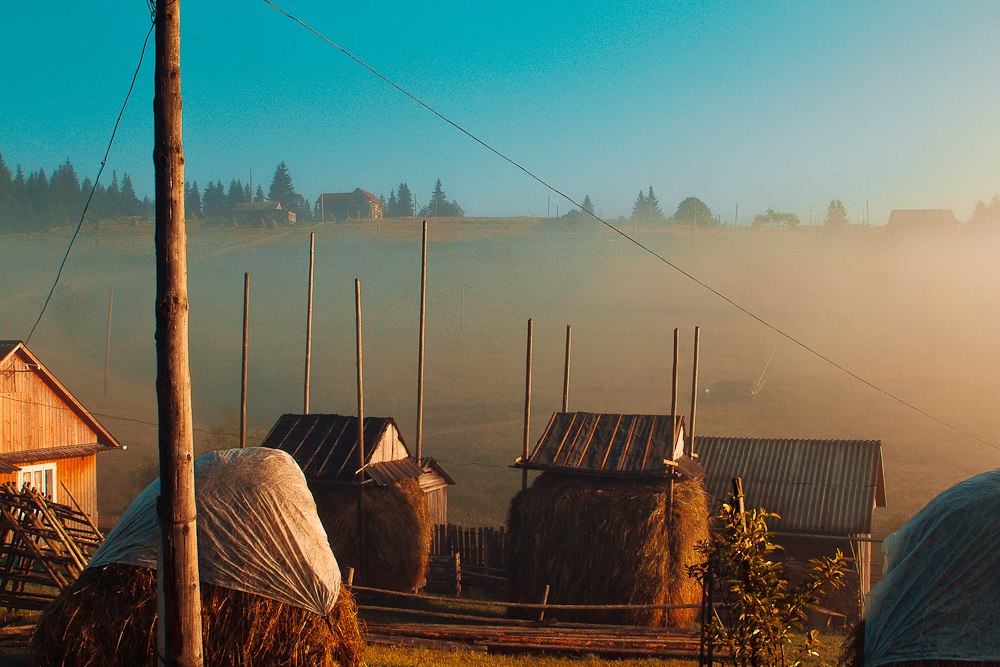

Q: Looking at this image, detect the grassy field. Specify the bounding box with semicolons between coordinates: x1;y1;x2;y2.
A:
4;218;1000;535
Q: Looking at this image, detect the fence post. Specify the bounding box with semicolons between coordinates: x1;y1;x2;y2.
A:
538;584;551;622
453;551;462;598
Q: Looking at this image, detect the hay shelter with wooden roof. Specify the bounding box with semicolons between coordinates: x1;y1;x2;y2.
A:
507;412;708;627
261;413;452;591
696;435;884;621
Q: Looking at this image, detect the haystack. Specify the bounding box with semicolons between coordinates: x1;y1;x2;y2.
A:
313;477;431;591
506;472;709;627
31;564;362;667
31;448;363;666
840;468;1000;667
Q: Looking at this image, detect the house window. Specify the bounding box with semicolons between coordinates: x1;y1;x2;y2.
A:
18;463;57;502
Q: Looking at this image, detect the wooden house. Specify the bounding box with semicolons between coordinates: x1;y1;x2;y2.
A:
318;188;385;221
885;209;959;234
0;340;123;523
695;435;885;618
233;201;296;226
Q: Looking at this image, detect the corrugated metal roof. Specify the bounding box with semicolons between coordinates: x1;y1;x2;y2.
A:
0;340;21;365
365;458;425;486
0;443;120;470
694;436;885;535
260;414;409;484
517;412;689;479
421;457;456;486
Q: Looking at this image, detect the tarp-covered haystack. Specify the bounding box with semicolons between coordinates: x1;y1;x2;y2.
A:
31;448;363;667
508;412;709;627
261;414;435;591
841;468;1000;667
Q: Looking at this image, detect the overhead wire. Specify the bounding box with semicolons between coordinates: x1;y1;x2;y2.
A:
260;0;1000;454
25;18;155;344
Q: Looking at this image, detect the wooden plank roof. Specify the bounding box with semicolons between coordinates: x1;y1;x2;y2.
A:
516;412;696;479
0;444;119;472
694;436;885;535
0;340;122;450
260;413;417;485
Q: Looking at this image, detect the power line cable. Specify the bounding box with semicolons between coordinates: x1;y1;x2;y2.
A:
260;0;999;453
25;20;154;344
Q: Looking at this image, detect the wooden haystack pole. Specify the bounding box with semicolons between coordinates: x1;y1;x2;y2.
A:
261;414;435;591
509;412;709;627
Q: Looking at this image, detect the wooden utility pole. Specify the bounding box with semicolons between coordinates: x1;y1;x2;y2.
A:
153;0;204;664
303;233;314;414
561;324;572;413
355;279;366;579
240;272;249;449
416;220;428;461
688;326;701;457
522;318;533;491
670;328;679;450
103;287;113;402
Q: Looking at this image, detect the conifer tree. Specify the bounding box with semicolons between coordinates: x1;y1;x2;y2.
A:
582;195;595;215
397;182;414;217
267;162;298;210
254;185;265;202
387;190;399;218
631;190;648;221
646;186;664;221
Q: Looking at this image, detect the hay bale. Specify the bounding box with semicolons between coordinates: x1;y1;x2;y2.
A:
30;564;362;667
506;472;709;627
311;478;430;591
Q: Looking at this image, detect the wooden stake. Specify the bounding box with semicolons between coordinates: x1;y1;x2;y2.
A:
303;232;314;414
670;328;679;456
355;279;366;579
538;584;551;622
561;324;572;413
153;0;204;662
103;287;113;402
732;477;747;533
240;272;249;449
416;220;428;461
688;326;700;457
522;318;533;491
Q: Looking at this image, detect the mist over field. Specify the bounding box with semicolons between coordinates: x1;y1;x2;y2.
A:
3;219;999;533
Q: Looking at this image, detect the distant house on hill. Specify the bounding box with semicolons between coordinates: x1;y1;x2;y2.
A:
0;340;123;524
885;209;958;234
695;435;885;618
233;201;296;226
318;188;385;221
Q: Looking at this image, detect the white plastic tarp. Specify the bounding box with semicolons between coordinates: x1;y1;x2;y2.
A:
864;468;1000;665
88;447;341;616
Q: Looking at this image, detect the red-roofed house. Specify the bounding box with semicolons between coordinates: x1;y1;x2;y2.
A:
0;340;123;523
318;188;385;221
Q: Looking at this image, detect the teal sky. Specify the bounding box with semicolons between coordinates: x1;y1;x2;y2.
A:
3;1;998;221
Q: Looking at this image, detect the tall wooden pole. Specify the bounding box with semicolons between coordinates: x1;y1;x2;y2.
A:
670;327;679;455
103;287;113;402
239;272;249;449
153;0;204;664
416;220;428;461
522;318;533;491
355;279;366;579
561;324;572;412
303;233;314;414
689;326;701;458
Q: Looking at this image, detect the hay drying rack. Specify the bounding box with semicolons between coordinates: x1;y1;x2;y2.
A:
0;482;102;611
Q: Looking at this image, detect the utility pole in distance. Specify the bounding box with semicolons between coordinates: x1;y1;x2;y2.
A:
153;1;204;665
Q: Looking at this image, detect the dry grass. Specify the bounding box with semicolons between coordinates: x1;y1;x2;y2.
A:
312;478;431;591
506;473;709;627
29;564;363;667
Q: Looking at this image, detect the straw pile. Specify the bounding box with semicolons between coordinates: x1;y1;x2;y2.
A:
30;564;363;667
506;472;709;627
312;478;430;591
838;622;1000;667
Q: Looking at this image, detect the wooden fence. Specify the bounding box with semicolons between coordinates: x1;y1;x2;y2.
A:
431;524;506;569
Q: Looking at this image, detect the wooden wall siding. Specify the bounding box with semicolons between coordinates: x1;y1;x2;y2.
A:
0;356;99;453
425;488;447;527
370;426;408;465
0;455;98;524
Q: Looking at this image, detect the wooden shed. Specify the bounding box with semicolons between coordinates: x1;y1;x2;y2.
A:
695;435;885;620
0;340;123;523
